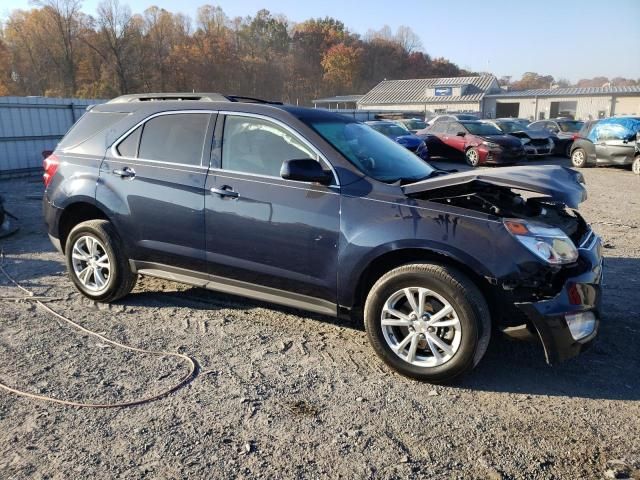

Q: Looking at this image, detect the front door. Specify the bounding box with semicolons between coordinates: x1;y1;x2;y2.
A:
98;112;214;272
204;113;340;311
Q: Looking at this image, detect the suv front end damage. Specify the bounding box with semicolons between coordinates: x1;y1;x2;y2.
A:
404;165;603;364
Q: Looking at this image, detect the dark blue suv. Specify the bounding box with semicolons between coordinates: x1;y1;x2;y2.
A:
43;93;603;382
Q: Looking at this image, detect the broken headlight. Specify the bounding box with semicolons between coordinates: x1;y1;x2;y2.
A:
504;220;579;265
520;138;530;145
482;140;500;148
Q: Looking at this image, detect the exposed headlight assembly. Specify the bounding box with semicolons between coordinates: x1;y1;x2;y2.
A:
482;141;500;148
548;138;555;149
520;138;530;145
504;220;579;265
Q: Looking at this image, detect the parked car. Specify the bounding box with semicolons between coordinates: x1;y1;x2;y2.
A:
43;93;602;382
569;116;640;169
365;120;429;159
422;114;479;129
484;119;555;158
393;118;428;133
528;119;584;157
427;120;526;166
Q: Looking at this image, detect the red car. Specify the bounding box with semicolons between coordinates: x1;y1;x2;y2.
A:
426;120;526;167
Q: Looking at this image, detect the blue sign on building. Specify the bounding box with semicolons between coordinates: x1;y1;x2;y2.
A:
434;87;452;96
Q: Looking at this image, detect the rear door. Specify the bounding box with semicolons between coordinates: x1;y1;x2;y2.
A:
203;112;340;311
97;111;214;272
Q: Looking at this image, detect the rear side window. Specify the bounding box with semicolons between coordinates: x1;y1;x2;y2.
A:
137;113;210;165
58;111;127;150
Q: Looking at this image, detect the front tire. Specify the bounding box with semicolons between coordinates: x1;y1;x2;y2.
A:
465;147;480;167
65;220;137;302
571;148;588;168
632;156;640;175
364;263;491;382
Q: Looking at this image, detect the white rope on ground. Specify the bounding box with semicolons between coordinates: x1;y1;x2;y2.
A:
0;252;198;408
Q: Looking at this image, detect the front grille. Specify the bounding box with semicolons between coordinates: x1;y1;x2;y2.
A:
530;139;549;147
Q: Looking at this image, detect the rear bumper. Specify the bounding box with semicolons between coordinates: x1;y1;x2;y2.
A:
43;193;63;253
514;234;604;364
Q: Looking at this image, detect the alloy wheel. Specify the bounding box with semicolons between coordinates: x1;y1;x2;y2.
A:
466;149;479;166
380;287;462;367
633;158;640;175
71;235;111;293
572;149;585;167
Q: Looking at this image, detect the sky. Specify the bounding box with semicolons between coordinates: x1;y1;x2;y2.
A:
2;0;639;82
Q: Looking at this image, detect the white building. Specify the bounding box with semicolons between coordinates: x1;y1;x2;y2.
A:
356;75;640;121
357;75;499;116
483;86;640;121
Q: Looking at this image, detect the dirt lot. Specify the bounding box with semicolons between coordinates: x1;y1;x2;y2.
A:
0;157;639;479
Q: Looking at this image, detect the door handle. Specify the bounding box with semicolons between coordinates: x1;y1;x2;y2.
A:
210;186;239;198
113;167;136;178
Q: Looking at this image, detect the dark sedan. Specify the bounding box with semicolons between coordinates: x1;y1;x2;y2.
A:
427;120;526;167
485;119;555;158
529;119;584;157
365;121;429;160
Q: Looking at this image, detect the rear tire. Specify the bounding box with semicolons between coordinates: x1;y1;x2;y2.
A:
571;148;588;168
65;220;137;303
632;156;640;175
364;263;491;382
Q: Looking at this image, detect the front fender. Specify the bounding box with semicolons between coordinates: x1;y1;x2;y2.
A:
337;192;512;308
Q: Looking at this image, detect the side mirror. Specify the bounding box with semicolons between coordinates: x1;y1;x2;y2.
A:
456;131;466;137
280;158;333;185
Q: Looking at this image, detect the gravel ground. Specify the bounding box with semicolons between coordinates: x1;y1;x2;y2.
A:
0;157;638;479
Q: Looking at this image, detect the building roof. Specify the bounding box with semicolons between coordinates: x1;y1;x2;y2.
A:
487;86;640;98
312;95;364;104
357;75;497;105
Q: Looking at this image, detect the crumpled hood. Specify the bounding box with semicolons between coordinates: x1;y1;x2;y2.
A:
403;165;587;208
507;129;551;140
481;134;523;147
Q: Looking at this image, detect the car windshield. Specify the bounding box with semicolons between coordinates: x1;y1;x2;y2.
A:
369;123;409;138
558;121;584;133
307;120;434;183
497;122;527;133
462;122;503;136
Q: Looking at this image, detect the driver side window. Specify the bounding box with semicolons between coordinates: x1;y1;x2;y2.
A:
221;115;316;177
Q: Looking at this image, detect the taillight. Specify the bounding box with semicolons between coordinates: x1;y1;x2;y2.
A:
43;153;59;188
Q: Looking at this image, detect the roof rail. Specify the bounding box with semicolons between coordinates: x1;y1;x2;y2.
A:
107;93;283;105
107;93;230;104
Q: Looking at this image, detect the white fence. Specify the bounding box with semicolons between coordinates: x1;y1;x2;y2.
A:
0;96;106;176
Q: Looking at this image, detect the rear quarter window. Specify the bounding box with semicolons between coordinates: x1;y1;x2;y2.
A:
58;111;128;150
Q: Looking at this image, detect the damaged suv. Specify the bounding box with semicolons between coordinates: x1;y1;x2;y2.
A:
43;93;603;382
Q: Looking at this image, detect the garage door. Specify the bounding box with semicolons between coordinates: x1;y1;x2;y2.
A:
496;102;520;118
615;97;640;116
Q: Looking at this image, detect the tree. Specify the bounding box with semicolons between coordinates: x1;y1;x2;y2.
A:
511;72;555;90
322;43;362;92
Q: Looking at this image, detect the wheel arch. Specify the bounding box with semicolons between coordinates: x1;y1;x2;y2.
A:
349;247;493;319
58;201;111;252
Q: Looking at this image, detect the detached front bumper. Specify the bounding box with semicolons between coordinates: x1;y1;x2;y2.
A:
484;147;526;164
514;232;604;364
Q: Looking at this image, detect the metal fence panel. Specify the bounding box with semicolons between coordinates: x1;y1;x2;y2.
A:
0;96;106;175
